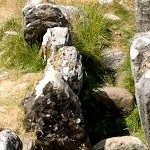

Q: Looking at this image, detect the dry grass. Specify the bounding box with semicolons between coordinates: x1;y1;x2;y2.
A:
0;0;25;24
0;70;42;140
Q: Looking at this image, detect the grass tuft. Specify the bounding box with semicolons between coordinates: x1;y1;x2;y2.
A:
0;17;45;73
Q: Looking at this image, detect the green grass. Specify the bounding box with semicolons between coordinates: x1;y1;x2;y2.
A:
0;17;45;73
126;108;146;144
73;3;113;81
72;1;145;144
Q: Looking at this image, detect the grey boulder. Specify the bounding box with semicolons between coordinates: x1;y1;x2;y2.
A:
93;87;134;116
0;129;22;150
93;136;148;150
23;3;68;43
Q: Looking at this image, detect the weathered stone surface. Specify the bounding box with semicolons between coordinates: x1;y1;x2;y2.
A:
24;66;90;149
41;27;82;94
130;32;150;82
115;71;127;87
93;87;134;116
23;3;68;43
135;71;150;147
41;27;72;61
102;48;126;71
99;0;113;5
93;136;148;150
130;31;150;147
135;0;150;32
104;13;121;21
23;23;89;149
0;129;22;150
0;71;8;80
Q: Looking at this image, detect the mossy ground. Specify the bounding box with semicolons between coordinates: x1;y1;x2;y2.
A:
0;0;146;146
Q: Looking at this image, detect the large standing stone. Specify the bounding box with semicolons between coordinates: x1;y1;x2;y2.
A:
41;27;82;94
23;3;68;43
130;31;150;147
93;136;148;150
23;24;89;149
135;0;150;32
93;87;134;116
130;32;150;82
0;129;22;150
24;65;90;149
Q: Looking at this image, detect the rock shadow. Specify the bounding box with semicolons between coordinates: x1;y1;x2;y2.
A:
80;80;129;146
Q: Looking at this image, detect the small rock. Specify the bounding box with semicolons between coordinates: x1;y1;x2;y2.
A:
0;71;8;80
104;13;121;21
2;31;18;41
93;136;148;150
15;83;27;90
93;87;134;116
102;48;126;71
0;129;22;150
99;0;113;5
22;138;34;150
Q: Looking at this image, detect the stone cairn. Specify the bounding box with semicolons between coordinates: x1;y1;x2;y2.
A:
22;0;91;149
130;0;150;148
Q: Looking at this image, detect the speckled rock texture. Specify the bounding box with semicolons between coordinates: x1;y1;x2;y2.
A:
23;1;68;43
99;0;113;5
0;129;22;150
135;0;150;32
130;31;150;147
23;26;90;149
93;136;148;150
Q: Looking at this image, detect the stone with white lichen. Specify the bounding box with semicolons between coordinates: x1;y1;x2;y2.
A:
23;1;68;43
130;31;150;82
130;31;150;147
0;129;22;150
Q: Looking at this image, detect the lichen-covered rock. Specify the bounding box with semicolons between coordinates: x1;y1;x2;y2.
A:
102;48;126;71
135;0;150;32
41;27;82;94
130;31;150;147
130;32;150;82
41;27;72;61
23;3;68;43
135;71;150;147
93;136;148;150
24;65;90;150
93;87;134;116
0;129;22;150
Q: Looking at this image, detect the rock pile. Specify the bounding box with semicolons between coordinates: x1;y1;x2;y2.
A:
23;0;91;149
